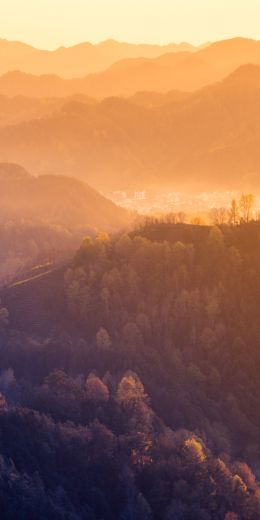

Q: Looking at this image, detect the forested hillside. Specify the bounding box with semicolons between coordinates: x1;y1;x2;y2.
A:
0;222;259;518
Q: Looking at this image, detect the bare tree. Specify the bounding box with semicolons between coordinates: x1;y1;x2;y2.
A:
209;207;228;225
228;199;240;226
177;211;186;223
239;194;255;223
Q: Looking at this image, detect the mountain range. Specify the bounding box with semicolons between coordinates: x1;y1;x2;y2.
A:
1;38;260;97
0;38;200;78
1;37;260;193
1;64;260;191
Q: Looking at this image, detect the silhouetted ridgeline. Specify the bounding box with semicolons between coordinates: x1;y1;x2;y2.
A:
0;38;198;77
1;38;260;96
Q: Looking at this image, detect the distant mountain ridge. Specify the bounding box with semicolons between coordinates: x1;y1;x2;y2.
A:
0;38;201;78
1;38;260;97
0;93;96;127
1;65;260;191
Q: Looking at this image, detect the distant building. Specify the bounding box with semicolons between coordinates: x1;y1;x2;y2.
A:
134;191;146;200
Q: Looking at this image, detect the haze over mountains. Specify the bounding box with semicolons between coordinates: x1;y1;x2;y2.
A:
1;64;260;192
0;95;67;126
1;36;260;194
0;38;200;78
0;162;131;284
1;38;260;98
0;162;129;230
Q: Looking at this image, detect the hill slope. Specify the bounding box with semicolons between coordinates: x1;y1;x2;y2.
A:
0;163;130;284
0;163;130;230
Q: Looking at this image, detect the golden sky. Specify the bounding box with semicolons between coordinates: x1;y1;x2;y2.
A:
1;0;260;49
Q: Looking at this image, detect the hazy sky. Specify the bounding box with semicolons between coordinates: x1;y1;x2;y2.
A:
1;0;260;49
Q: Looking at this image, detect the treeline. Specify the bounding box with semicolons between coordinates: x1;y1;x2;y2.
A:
0;222;260;518
138;194;258;228
210;194;256;225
